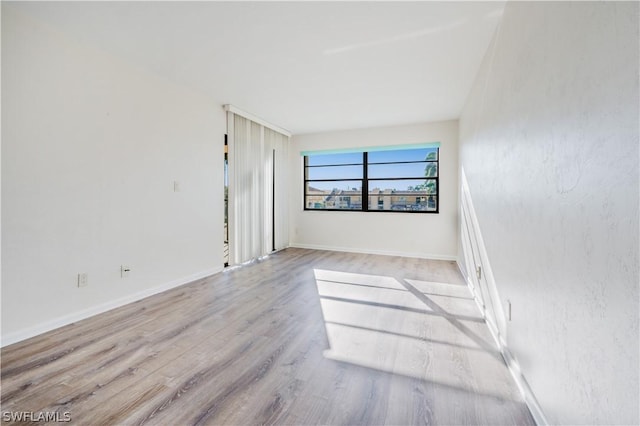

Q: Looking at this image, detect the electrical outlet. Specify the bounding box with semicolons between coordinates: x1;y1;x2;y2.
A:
77;273;88;287
121;265;131;278
173;181;180;192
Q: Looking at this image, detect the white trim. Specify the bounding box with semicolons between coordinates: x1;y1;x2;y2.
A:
456;259;548;426
457;259;486;315
290;243;457;261
460;167;507;338
0;267;223;348
501;345;549;426
223;104;292;137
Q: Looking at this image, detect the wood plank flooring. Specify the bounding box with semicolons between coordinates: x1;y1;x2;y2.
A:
1;248;535;425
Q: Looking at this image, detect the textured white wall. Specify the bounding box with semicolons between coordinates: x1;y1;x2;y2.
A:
459;2;639;424
2;7;224;342
290;121;458;259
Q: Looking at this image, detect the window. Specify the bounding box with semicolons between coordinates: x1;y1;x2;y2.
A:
304;145;439;213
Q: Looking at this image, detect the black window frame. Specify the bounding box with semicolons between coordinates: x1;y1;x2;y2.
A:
303;147;439;214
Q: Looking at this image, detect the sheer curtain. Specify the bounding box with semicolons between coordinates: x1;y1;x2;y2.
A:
227;111;289;265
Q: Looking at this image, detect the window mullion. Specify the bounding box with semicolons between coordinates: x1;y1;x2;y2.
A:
362;152;368;212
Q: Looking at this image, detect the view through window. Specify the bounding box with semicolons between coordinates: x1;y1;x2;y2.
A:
304;146;439;213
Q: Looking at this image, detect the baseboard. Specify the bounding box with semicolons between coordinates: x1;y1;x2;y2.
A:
1;266;223;348
290;243;457;261
456;260;548;426
500;343;549;426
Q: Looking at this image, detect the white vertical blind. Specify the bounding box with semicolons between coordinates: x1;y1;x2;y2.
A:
266;127;290;251
227;111;289;265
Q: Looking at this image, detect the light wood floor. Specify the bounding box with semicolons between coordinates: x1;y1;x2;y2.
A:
1;248;534;425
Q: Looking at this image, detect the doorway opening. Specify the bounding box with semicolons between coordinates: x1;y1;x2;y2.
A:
224;134;229;267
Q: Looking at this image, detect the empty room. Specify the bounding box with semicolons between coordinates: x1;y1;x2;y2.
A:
1;1;638;425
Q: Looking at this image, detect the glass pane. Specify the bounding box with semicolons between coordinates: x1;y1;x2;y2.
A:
306;164;363;180
368;195;437;212
424;162;438;177
306;181;362;192
305;196;362;210
368;148;437;164
368;179;437;194
368;162;437;179
305;180;362;210
306;152;363;166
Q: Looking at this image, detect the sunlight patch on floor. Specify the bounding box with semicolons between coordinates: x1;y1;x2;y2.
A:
313;268;498;388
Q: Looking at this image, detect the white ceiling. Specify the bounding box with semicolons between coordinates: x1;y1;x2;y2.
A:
9;1;505;135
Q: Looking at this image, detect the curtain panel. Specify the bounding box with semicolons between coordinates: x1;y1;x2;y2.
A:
227;112;289;265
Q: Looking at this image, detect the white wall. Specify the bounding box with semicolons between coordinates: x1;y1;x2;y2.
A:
290;121;458;259
459;2;638;425
1;6;224;344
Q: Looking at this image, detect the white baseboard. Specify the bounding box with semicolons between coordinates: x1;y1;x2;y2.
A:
500;343;549;426
1;267;223;348
290;243;457;261
456;259;548;426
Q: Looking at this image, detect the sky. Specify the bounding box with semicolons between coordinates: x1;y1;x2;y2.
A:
306;148;437;192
